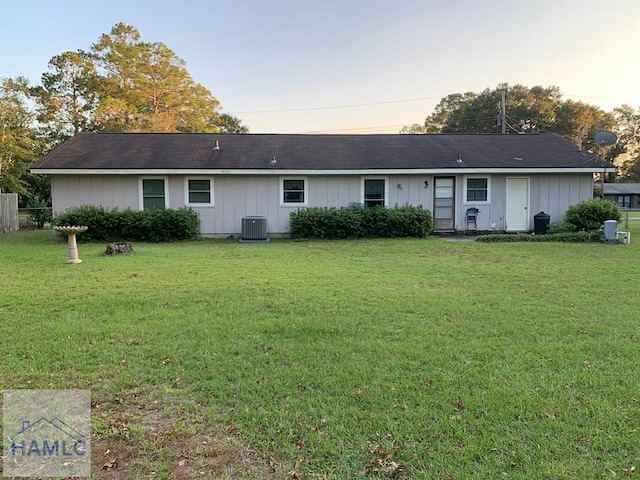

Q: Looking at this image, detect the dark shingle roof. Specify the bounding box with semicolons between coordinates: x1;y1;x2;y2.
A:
603;183;640;195
31;132;613;171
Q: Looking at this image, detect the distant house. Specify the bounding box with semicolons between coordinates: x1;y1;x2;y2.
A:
603;183;640;209
30;132;615;236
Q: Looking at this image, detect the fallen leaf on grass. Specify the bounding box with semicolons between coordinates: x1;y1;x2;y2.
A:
224;425;238;433
452;399;466;412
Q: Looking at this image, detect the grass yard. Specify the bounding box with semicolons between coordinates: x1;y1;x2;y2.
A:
1;225;640;479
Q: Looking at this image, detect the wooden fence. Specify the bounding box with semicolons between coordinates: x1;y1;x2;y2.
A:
0;193;19;233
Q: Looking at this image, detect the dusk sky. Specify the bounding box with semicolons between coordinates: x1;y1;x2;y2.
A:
2;0;639;133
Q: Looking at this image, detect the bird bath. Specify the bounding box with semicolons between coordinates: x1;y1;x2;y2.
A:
54;226;88;264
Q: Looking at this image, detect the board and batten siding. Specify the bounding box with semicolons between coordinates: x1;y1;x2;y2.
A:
456;173;594;232
50;174;435;235
529;174;593;228
203;174;434;234
51;175;139;213
50;172;593;235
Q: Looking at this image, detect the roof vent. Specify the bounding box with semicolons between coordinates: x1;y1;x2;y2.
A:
456;154;464;165
270;156;277;165
213;140;220;150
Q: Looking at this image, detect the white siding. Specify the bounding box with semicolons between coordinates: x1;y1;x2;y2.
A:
51;172;594;235
529;174;593;228
51;175;139;213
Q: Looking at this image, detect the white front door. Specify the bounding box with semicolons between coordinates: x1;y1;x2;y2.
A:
506;177;529;231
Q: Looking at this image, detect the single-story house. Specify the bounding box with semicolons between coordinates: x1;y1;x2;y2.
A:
603;183;640;209
30;132;615;236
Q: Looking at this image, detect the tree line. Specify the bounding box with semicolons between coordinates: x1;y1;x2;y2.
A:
401;83;640;182
0;22;248;198
3;28;640;203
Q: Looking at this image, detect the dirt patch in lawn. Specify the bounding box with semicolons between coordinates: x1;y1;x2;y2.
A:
89;396;282;480
1;395;282;480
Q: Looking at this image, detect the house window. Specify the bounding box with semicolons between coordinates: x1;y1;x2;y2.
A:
141;178;167;210
363;179;386;207
281;177;307;206
616;195;631;208
185;178;214;206
465;176;490;203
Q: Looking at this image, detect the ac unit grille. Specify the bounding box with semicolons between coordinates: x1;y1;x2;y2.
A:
241;216;268;242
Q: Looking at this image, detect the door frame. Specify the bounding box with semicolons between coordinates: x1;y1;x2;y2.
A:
505;177;530;231
433;176;456;231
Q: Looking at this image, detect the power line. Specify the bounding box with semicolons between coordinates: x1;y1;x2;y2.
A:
235;93;638;116
234;96;443;114
295;124;407;134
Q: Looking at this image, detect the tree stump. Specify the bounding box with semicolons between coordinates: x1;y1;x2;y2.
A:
105;242;134;256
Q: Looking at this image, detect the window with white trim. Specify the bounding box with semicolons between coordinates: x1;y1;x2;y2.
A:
281;178;307;206
185;178;214;206
141;178;167;210
464;176;490;203
363;178;386;207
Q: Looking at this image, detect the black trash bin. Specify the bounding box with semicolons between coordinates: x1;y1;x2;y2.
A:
534;211;550;234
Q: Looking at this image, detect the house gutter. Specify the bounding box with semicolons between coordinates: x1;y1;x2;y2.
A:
31;167;616;175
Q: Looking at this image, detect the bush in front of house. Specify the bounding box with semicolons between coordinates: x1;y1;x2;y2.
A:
53;205;115;240
385;205;434;237
289;206;362;239
564;198;622;232
138;207;200;242
53;205;200;242
289;205;433;239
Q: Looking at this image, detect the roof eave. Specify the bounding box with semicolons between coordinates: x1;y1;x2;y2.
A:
31;167;616;175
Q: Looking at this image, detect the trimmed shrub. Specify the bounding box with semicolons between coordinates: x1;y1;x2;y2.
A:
564;198;622;232
547;220;574;234
53;206;200;242
53;205;115;241
289;207;362;239
290;205;433;239
140;208;200;242
476;231;604;243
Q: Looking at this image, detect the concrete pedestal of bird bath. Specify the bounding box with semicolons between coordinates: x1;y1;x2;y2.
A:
54;226;88;264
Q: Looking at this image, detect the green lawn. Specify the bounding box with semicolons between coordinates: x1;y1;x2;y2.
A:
1;226;640;479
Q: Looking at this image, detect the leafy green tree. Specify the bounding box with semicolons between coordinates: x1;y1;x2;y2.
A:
218;113;250;133
610;105;640;181
20;173;51;207
399;123;427;134
554;100;615;155
0;77;40;194
412;84;614;142
421;92;477;133
90;22;224;133
31;50;100;141
30;22;250;137
420;84;564;134
407;83;623;176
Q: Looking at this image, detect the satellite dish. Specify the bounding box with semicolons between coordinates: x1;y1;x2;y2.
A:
594;131;617;147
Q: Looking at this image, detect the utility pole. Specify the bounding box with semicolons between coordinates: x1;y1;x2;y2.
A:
500;91;506;134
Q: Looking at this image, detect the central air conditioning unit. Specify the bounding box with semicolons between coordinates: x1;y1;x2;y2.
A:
240;216;269;243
